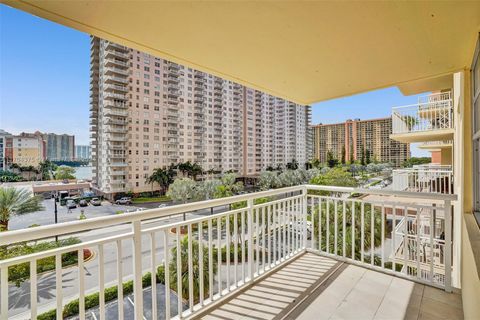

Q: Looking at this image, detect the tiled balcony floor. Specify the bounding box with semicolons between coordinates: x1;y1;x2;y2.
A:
196;253;463;320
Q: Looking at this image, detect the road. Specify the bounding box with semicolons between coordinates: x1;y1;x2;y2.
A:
8;198;134;231
6;203;230;319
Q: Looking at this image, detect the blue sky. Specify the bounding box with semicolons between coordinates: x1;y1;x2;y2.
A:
0;4;428;156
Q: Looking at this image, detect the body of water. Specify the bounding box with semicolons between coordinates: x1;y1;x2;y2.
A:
75;166;93;180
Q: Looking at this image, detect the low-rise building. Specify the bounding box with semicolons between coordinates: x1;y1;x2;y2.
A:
12;132;45;167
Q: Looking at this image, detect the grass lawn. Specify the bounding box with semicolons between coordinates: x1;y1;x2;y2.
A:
132;195;171;203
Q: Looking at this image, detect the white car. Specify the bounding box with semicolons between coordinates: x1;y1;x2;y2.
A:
158;204;167;208
115;197;132;205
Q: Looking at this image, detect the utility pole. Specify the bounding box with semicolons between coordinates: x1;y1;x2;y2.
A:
53;193;58;242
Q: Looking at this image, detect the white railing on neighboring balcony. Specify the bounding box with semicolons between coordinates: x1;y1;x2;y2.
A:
0;185;456;320
392;91;453;134
392;165;454;194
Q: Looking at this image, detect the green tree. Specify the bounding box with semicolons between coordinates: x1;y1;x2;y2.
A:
311;159;321;169
341;146;346;165
38;160;57;180
310;167;357;188
402;157;431;168
166;236;218;302
360;149;366;166
190;162;203;180
349;146;355;164
146;167;176;194
196;179;222;214
214;173;243;198
286;159;299;170
54;165;76;180
326;151;339;168
0;187;44;231
365;149;371;165
167;178;198;220
312;201;382;259
258;171;280;190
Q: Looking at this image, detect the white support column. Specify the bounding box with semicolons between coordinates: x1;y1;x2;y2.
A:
452;71;464;288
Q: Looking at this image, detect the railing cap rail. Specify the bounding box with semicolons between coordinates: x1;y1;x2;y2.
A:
0;184;457;246
391;98;453;110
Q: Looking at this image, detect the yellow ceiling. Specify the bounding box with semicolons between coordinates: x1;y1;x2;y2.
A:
3;1;480;104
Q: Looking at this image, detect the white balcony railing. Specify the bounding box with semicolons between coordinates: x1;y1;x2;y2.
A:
0;185;455;319
392;92;453;135
392;165;454;194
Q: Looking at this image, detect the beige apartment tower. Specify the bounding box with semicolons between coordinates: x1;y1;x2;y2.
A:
313;117;410;167
90;37;311;195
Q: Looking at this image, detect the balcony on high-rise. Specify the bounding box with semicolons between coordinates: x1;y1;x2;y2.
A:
392;164;454;194
391;92;454;143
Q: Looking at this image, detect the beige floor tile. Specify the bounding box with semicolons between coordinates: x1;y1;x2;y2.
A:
197;254;464;320
419;296;464;320
374;277;414;320
422;286;463;309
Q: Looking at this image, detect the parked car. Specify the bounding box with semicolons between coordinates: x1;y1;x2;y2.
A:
115;197;132;205
78;199;88;207
91;198;102;206
66;200;77;209
158;204;167;208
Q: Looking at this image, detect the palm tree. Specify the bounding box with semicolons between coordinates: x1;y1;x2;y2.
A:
177;161;193;177
146;167;175;194
190;162;203;180
38;160;57;180
168;236;218;302
0;187;44;231
311;201;382;261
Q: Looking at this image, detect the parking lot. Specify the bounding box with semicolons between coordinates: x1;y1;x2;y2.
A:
8;198;137;231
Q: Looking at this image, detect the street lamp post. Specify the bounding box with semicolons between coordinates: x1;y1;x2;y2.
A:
53;193;58;242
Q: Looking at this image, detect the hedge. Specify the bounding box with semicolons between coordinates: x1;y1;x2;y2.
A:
38;273;152;320
0;237;81;286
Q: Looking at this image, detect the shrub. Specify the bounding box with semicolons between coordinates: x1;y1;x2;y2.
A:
37;309;56;320
1;237;81;286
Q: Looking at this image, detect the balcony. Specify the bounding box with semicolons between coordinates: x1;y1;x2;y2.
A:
105;66;129;76
105;58;128;68
392;165;454;194
418;140;454;150
391;92;454;143
104;50;129;60
104;92;127;101
0;185;460;320
104;108;128;117
105;42;128;52
104;83;128;93
104;75;129;84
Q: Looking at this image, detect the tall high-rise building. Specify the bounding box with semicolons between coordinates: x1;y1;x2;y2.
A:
75;145;91;161
0;129;12;171
41;132;75;161
90;37;311;195
313;117;410;167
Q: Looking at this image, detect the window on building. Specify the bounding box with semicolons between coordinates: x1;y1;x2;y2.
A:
473;35;480;223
